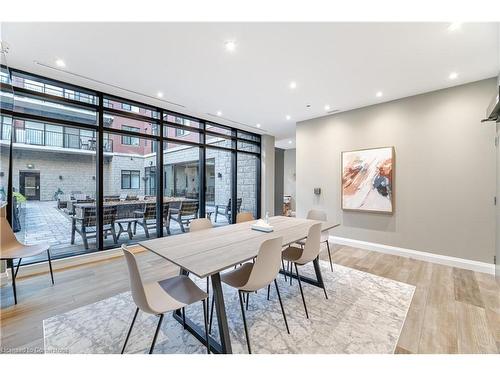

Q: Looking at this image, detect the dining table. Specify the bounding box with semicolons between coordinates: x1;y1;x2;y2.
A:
139;215;340;354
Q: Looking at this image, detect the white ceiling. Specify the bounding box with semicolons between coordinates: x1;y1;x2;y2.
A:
2;22;499;142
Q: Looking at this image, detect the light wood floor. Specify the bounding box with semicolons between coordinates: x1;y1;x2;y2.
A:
1;245;499;354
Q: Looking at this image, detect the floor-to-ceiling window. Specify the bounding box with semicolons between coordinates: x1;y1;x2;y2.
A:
1;66;261;263
236;130;260;219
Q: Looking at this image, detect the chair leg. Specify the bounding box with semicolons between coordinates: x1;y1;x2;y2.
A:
133;221;137;235
281;258;287;282
182;307;186;329
71;219;76;244
82;227;89;250
121;307;139;354
143;219;150;238
274;279;290;334
202;299;210;354
294;264;309;319
289;261;293;286
238;290;252;354
326;240;333;272
110;225;117;244
149;314;164;354
47;249;54;285
209;292;215;334
267;284;271;300
8;259;17;305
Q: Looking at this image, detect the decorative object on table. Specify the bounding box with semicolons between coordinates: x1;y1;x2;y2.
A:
251;218;274;232
341;146;394;213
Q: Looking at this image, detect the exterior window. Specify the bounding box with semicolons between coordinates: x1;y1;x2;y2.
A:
175;128;189;137
121;125;140;146
121;170;140;189
121;103;132;111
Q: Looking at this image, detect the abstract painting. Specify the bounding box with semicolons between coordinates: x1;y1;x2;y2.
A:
341;147;394;213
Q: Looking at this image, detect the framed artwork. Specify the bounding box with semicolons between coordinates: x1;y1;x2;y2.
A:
341;146;395;213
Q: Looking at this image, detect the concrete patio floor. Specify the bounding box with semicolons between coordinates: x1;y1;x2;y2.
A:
15;200;229;264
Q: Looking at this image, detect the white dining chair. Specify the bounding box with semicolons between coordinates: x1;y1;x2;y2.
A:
218;236;290;354
282;222;327;319
296;209;333;271
121;244;210;354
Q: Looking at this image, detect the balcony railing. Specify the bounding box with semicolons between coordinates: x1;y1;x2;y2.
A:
1;126;113;152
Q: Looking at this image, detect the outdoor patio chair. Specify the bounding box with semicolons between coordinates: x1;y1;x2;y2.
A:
133;202;157;238
73;193;87;200
119;193;128;201
214;198;242;223
71;205;118;249
166;200;199;234
126;195;138;201
57;194;72;209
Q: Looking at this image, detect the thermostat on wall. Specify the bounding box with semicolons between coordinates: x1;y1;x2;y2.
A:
314;188;321;195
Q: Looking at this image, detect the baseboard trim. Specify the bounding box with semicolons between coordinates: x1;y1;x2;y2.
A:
330;236;495;275
1;245;145;281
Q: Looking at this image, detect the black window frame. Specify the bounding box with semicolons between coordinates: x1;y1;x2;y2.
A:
121;125;140;146
121;170;141;189
1;65;262;263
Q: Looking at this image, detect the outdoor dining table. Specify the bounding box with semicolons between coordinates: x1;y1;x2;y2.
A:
139;215;340;354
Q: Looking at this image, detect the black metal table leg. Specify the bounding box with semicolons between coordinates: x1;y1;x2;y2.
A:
171;269;229;354
210;272;232;353
312;257;328;299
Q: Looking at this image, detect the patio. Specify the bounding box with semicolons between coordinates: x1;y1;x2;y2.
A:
15;200;229;264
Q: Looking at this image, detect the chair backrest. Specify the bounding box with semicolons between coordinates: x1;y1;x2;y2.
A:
58;194;71;201
190;218;213;232
143;202;157;220
242;236;283;291
73;193;87;200
236;212;254;223
306;209;327;221
81;205;116;226
122;245;156;315
0;206;22;252
180;201;199;216
137;195;145;201
119;193;128;201
298;222;322;264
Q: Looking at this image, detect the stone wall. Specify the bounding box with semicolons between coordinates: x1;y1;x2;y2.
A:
1;141;259;213
8;147;97;201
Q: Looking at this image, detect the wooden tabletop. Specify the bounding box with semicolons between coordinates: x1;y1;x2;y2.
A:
139;216;340;278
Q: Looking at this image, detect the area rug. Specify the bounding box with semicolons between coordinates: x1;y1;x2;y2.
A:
43;261;415;354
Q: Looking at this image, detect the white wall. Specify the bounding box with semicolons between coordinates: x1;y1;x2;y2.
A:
297;78;497;264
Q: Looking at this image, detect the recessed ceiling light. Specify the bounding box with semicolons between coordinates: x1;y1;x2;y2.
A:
376;91;383;98
324;105;331;111
286;115;291;120
449;72;458;80
289;81;297;90
288;140;293;144
256;123;261;128
216;111;223;116
448;22;463;32
157;92;164;98
55;59;66;68
224;40;237;52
